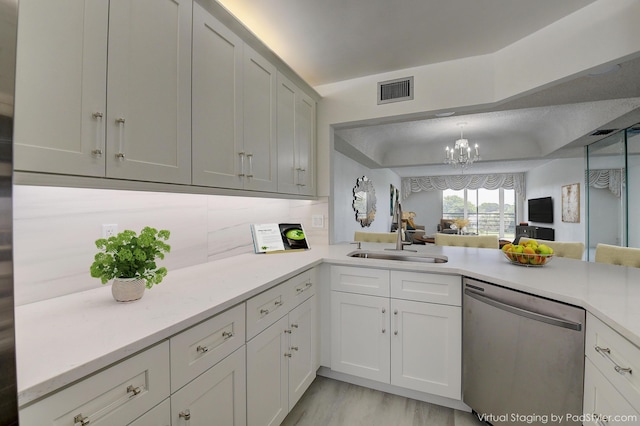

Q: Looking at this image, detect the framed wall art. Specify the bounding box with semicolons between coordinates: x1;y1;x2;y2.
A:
562;183;580;223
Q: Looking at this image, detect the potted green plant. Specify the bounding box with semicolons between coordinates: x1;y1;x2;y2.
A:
90;226;171;302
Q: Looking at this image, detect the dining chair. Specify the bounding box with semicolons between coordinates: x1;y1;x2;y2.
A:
434;234;499;249
519;237;585;260
594;243;640;268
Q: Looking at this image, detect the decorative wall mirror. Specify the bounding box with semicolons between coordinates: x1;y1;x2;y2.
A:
353;176;377;227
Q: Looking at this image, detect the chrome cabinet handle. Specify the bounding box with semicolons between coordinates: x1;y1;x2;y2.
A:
115;118;126;159
179;409;191;421
196;345;209;353
595;346;633;375
381;307;386;333
284;352;292;358
238;152;245;177
260;308;269;315
274;300;283;307
296;282;313;293
291;346;299;351
74;414;90;426
92;112;104;156
296;167;306;186
222;331;234;339
393;309;399;335
246;153;254;178
290;323;299;329
126;385;142;396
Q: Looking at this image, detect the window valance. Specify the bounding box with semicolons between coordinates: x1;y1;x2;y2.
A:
587;169;624;198
401;173;526;200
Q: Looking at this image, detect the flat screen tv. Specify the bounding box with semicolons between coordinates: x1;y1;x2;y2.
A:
528;196;554;223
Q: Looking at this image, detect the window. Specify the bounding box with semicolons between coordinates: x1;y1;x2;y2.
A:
443;188;516;238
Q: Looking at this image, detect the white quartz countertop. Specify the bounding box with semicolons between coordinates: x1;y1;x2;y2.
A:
15;242;640;407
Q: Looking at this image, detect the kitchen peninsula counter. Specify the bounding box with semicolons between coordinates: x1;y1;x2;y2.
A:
15;242;640;407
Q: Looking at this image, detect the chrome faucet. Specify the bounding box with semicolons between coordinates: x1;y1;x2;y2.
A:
387;199;416;252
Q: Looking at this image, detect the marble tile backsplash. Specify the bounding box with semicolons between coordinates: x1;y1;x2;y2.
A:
13;185;328;305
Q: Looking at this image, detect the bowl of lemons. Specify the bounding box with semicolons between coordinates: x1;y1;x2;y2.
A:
501;239;554;266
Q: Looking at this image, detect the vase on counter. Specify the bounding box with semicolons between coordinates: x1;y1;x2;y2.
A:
111;277;146;302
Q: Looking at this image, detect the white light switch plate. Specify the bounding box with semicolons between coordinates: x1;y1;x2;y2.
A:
312;215;324;228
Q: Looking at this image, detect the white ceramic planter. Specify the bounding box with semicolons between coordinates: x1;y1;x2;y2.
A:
111;278;146;302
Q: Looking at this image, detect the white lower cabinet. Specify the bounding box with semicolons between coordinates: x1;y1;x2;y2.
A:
583;313;640;425
247;295;317;426
171;346;246;426
129;399;171;426
330;291;390;382
390;298;461;398
19;341;170;426
330;267;462;400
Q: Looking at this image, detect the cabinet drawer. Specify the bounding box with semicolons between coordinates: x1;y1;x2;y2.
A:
170;303;245;392
20;341;170;426
331;266;390;297
390;271;461;305
247;281;290;340
586;313;640;411
584;358;640;425
288;269;315;306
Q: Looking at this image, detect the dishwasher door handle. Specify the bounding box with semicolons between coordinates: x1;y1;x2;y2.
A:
464;289;582;331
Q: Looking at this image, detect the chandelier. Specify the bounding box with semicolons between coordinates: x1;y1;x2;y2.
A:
444;122;479;169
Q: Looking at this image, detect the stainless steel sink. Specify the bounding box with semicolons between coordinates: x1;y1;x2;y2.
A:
347;250;448;263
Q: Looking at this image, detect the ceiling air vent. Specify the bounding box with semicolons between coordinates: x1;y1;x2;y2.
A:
590;129;617;136
378;77;413;105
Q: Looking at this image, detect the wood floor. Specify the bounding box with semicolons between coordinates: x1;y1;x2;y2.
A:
281;376;485;426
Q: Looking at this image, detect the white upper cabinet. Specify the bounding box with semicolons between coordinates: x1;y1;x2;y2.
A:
192;4;278;193
15;0;192;184
277;73;316;196
106;0;192;184
14;0;109;177
192;3;244;189
242;45;278;192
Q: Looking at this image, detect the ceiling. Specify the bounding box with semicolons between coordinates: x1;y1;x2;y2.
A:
217;0;640;176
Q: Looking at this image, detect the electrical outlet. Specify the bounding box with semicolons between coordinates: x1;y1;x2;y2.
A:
311;215;324;228
102;224;118;238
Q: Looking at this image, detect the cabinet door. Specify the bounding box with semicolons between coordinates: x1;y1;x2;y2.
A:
288;296;316;409
295;90;316;196
128;399;170;426
247;316;288;426
14;0;108;177
192;3;244;189
583;358;640;426
243;45;277;192
331;266;390;297
277;73;316;196
172;346;246;426
106;0;192;184
331;291;390;383
390;299;461;399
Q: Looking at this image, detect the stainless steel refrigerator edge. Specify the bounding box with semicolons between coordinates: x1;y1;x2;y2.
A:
0;0;19;424
462;277;585;426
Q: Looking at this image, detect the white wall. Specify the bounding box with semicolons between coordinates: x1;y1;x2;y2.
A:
314;0;640;196
402;190;442;235
331;151;401;243
525;158;586;244
13;186;329;305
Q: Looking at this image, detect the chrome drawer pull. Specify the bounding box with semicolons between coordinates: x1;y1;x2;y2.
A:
595;345;633;375
126;385;142;396
238;152;246;177
260;308;270;315
291;346;299;351
179;409;191;421
296;282;313;293
274;300;283;306
196;345;209;353
74;414;90;426
284;352;292;358
290;323;299;329
222;330;234;339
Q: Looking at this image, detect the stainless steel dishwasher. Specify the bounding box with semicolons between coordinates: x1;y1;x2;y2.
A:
462;277;585;426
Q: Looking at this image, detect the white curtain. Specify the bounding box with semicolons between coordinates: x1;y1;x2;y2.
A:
401;173;526;200
587;169;624;198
